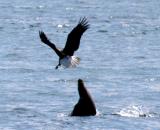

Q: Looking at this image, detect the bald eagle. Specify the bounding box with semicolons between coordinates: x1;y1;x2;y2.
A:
39;17;89;69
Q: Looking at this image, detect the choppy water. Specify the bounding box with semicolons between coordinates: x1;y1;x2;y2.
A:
0;0;160;129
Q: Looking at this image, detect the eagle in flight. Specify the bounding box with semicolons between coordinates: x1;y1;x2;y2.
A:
39;17;89;69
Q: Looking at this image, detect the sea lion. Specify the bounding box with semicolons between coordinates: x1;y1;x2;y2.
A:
71;79;96;116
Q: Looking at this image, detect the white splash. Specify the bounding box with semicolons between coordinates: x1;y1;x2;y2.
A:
57;24;63;28
57;113;67;118
116;105;149;118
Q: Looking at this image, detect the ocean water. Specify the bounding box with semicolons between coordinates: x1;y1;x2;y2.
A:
0;0;160;129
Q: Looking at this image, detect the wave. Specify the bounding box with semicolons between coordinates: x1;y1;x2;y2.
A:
114;105;158;118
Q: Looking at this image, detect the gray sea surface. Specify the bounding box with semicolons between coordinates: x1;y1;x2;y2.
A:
0;0;160;130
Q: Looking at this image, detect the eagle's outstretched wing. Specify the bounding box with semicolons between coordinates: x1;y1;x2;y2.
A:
39;31;63;58
62;17;89;56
